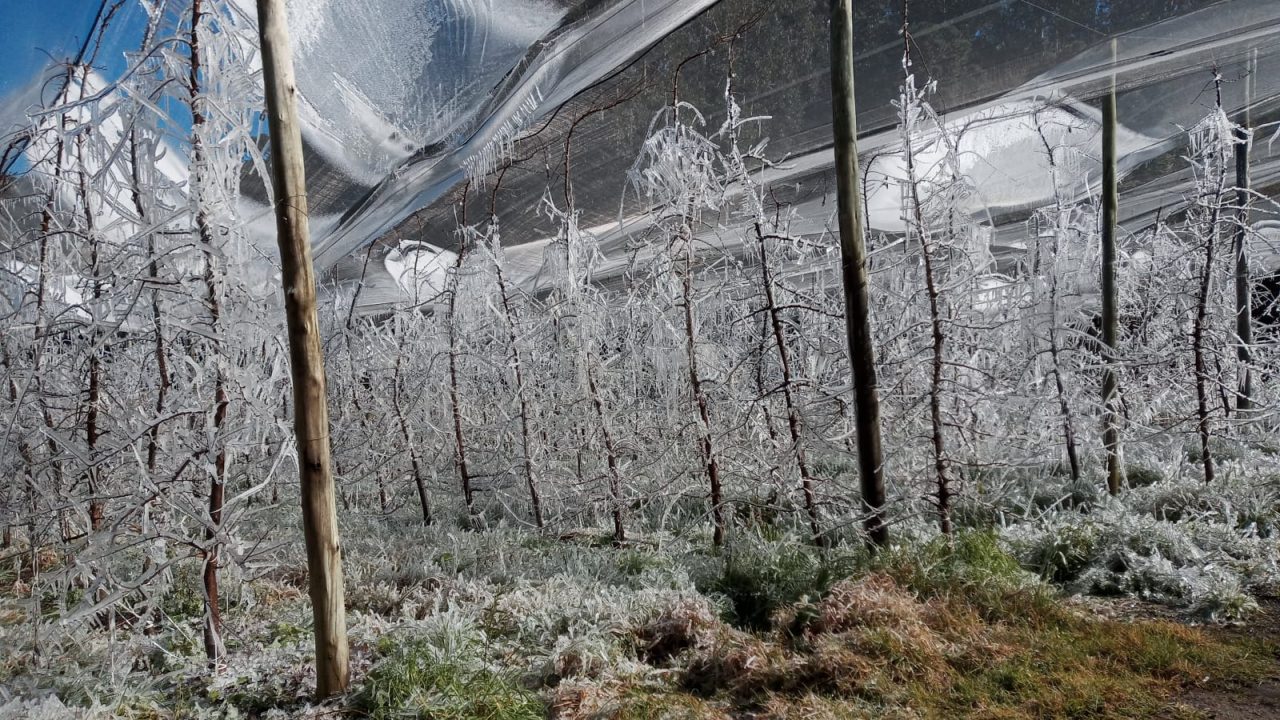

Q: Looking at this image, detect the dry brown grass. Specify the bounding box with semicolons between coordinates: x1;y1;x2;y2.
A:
615;567;1276;719
797;573;926;635
634;596;722;665
549;679;732;720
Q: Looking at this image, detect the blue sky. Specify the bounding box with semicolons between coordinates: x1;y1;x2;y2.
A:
1;1;150;100
1;1;157;173
2;1;100;96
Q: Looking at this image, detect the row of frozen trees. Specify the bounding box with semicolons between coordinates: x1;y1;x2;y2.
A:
0;0;291;661
324;63;1272;545
0;0;1274;670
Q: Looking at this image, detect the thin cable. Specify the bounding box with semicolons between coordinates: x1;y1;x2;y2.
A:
1016;0;1108;38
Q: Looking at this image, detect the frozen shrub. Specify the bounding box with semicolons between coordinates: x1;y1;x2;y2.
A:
1185;437;1249;465
999;491;1280;618
1130;481;1220;523
348;582;408;618
541;635;621;686
1080;552;1191;603
1125;466;1164;488
616;549;673;578
0;697;81;720
1189;567;1259;622
1007;520;1099;584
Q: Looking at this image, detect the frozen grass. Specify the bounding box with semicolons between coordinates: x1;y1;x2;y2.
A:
0;514;1275;718
2;434;1278;719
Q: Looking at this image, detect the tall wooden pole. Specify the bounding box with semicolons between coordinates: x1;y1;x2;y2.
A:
1101;38;1123;496
256;0;350;696
830;0;888;547
1233;49;1255;413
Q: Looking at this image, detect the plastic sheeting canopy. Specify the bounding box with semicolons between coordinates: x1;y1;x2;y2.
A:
5;0;1280;309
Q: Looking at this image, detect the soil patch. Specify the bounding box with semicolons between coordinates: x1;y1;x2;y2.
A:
1176;599;1280;720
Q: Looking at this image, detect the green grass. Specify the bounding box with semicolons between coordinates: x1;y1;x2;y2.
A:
701;538;862;631
933;610;1274;719
355;638;545;720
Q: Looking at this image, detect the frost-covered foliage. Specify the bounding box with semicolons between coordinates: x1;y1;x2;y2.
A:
1;1;1279;716
1004;466;1280;621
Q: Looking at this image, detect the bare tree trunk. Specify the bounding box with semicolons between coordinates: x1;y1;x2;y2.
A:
1034;120;1084;486
904;186;952;533
130;132;171;479
490;236;544;529
35;73;72;542
754;224;823;544
1;342;36;552
188;1;227;662
920;240;951;534
1193;74;1230;485
677;226;726;547
899;5;951;535
392;348;431;526
256;0;350;696
830;0;888;548
445;247;477;521
587;360;625;545
1100;39;1124;495
1193;221;1221;485
73;102;105;533
1049;320;1083;485
754;316;786;494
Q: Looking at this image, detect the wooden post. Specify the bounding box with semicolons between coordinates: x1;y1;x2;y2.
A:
1234;49;1255;413
1101;38;1123;496
255;0;350;697
830;0;888;548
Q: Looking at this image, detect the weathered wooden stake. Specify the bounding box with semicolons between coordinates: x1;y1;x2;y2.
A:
830;0;888;548
1234;49;1256;414
1101;38;1123;495
255;0;350;696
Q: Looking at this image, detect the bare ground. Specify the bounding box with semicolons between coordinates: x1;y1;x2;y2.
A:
1177;599;1280;720
1065;595;1280;720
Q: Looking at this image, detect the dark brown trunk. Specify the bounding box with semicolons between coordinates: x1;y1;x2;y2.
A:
755;224;823;545
1049;323;1083;485
445;247;476;519
899;10;952;534
392;350;432;526
1035;119;1084;487
679;227;725;547
491;239;544;529
74;92;105;533
1193;75;1229;485
917;215;952;535
202;478;224;661
33;73;72;531
587;361;625;545
190;0;227;662
130;131;170;478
